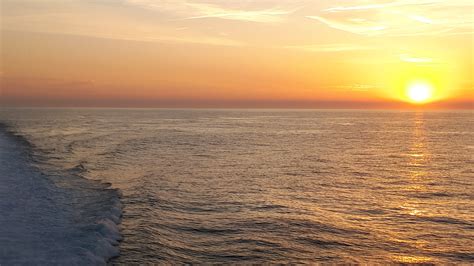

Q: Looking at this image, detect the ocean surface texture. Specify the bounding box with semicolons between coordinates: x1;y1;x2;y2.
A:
0;109;473;264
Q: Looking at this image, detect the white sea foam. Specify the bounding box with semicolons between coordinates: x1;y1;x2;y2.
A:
0;127;122;265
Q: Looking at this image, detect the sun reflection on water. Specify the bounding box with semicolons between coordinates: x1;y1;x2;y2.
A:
400;112;431;216
393;255;434;264
408;112;430;182
391;112;436;264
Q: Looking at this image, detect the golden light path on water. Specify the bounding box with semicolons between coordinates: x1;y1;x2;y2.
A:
391;112;433;264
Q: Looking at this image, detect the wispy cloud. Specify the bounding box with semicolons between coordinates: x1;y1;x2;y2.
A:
307;0;474;36
307;15;386;36
399;54;433;63
125;0;297;23
183;3;296;23
0;0;245;46
331;84;381;92
284;43;375;53
146;35;244;46
324;3;388;12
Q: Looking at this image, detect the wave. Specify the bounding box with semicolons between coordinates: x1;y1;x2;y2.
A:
0;122;122;265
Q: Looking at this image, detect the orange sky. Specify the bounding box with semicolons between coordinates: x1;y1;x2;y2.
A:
1;0;473;108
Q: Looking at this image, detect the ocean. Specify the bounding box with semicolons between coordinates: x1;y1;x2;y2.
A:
0;108;473;264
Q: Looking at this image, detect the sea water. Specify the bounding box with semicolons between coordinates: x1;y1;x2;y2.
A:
0;108;472;264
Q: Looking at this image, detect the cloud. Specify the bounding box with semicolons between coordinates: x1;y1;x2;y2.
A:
284;43;375;52
125;0;297;23
307;0;474;36
307;15;386;36
0;0;245;46
399;54;433;63
145;35;244;46
331;84;381;92
184;5;294;23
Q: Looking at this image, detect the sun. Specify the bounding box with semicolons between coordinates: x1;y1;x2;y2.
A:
406;81;433;103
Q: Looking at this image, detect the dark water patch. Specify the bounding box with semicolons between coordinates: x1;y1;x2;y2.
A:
351;171;371;177
434;251;474;262
418;216;473;227
412;192;453;199
295;237;351;248
174;226;242;235
355;208;388;215
251;204;287;211
69;161;89;174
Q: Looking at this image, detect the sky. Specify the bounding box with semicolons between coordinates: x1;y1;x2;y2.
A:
0;0;473;108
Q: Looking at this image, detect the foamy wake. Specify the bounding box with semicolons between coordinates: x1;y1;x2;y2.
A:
0;126;122;265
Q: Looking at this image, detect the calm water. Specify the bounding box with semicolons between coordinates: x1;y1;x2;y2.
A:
1;109;473;264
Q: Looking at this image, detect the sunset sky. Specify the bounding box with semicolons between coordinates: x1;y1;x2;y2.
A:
1;0;473;108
